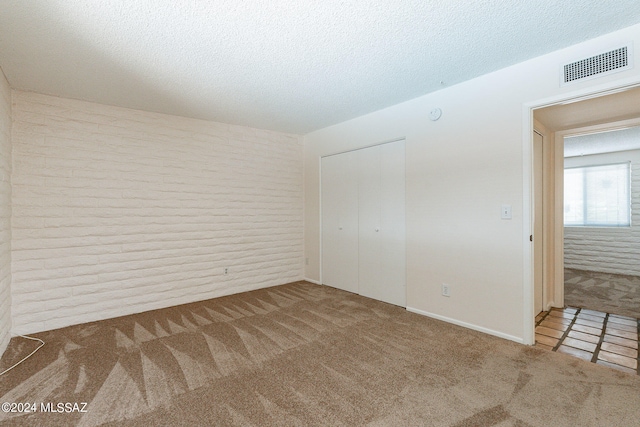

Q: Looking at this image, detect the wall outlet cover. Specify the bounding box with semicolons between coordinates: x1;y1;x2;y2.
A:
442;283;451;297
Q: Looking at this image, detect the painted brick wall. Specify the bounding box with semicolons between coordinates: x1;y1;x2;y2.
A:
11;91;304;335
0;70;11;353
564;149;640;277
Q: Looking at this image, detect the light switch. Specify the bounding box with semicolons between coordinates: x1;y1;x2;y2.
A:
501;204;512;220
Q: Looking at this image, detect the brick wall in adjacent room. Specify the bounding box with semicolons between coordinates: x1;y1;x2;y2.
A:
564;149;640;277
0;70;11;353
11;91;304;334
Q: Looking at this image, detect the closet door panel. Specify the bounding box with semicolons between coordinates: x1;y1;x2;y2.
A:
321;151;359;293
379;141;406;306
357;145;382;300
336;150;360;294
321;154;340;289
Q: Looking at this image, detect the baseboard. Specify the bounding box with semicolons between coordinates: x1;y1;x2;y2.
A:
303;277;322;285
406;306;524;344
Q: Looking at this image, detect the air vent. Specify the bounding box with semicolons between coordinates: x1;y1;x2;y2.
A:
561;44;632;85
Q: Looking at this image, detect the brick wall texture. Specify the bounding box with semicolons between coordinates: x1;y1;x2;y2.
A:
564;149;640;277
0;70;11;353
10;91;304;335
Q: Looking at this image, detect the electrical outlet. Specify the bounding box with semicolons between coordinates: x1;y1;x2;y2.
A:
224;268;228;275
442;283;451;297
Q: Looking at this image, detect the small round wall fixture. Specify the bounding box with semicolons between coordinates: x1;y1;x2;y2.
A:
429;108;442;121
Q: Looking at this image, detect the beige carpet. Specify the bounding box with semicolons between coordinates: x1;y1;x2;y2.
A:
1;281;640;426
565;268;640;319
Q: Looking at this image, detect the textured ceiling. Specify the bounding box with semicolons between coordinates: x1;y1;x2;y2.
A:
1;1;640;134
565;125;640;157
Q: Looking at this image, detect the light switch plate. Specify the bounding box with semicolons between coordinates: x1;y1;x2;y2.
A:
501;204;512;219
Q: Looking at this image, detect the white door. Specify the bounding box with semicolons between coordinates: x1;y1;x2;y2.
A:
321;150;359;294
379;141;406;306
357;144;382;301
358;141;406;306
321;140;406;307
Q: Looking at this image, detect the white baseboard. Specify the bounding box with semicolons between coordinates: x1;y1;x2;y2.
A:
406;306;524;344
303;277;322;285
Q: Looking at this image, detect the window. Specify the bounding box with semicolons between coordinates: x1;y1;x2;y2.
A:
564;162;630;227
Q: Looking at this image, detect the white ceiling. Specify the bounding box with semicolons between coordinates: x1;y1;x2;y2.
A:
1;1;640;134
565;125;640;157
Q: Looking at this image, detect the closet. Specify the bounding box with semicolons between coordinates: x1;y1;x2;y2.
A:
321;140;406;307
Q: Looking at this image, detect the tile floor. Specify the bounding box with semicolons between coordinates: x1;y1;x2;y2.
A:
535;307;639;375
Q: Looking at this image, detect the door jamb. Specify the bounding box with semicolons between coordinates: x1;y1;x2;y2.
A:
532;128;545;315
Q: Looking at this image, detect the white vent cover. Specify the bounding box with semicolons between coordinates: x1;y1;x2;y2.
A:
561;44;633;86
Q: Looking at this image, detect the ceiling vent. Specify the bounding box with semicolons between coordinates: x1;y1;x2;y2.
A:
561;44;633;86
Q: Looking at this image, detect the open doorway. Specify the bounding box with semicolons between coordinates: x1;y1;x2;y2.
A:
562;123;640;318
533;86;640;316
529;86;640;373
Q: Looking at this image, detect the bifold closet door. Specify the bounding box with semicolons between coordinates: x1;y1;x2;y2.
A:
321;140;405;306
358;141;406;307
321;150;359;294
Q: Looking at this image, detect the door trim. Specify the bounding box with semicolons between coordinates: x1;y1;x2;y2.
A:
532;129;544;315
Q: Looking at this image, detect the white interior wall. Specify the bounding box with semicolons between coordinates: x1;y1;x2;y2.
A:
304;23;640;342
11;92;304;335
0;68;11;353
564;149;640;276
